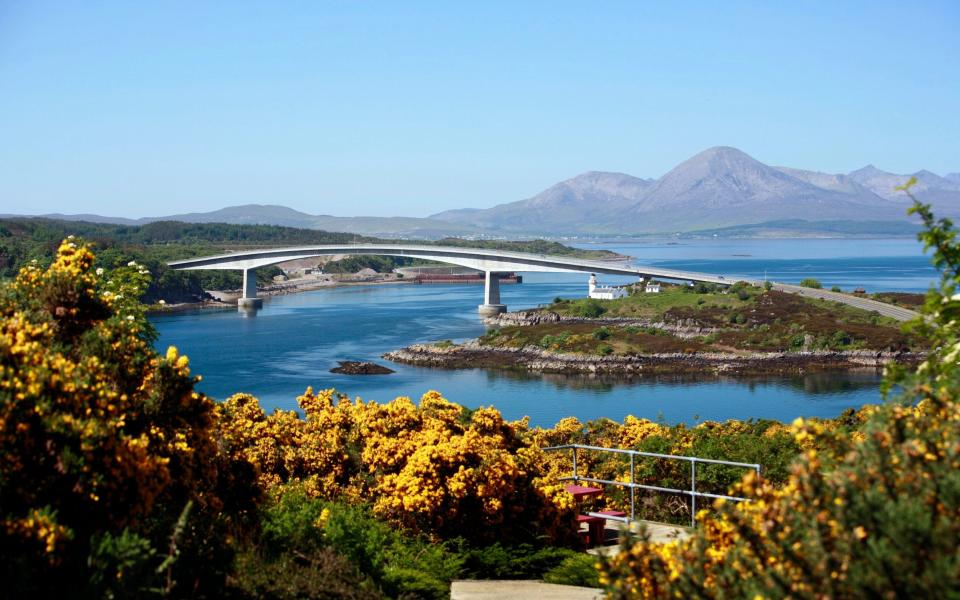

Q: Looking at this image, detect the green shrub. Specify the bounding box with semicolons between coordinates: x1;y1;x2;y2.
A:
729;282;752;301
763;280;773;291
830;285;842;292
539;331;573;349
324;504;460;599
543;554;601;588
250;489;460;600
593;327;611;340
260;489;333;558
384;568;449;600
693;282;718;294
459;544;581;580
575;299;607;318
799;278;822;289
233;548;383;600
830;330;852;348
86;529;159;599
597;344;614;356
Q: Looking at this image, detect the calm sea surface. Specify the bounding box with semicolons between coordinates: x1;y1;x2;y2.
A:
152;238;937;427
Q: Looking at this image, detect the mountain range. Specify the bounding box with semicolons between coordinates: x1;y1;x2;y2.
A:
432;147;960;234
14;206;480;239
7;146;958;238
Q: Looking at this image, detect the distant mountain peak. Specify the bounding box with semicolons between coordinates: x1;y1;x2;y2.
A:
683;146;760;166
698;145;752;156
568;170;646;181
849;164;889;177
845;164;949;200
557;170;654;189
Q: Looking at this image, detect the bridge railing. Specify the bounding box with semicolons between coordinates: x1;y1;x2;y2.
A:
543;443;761;528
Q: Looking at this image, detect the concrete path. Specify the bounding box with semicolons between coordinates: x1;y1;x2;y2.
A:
587;519;691;557
450;580;603;600
773;283;919;322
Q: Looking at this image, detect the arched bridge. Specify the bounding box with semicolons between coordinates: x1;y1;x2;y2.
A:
167;244;746;315
168;243;918;321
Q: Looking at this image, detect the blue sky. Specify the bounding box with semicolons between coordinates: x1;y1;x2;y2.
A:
1;1;957;218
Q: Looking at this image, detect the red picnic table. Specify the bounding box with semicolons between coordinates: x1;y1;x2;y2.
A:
564;484;603;501
565;484;605;545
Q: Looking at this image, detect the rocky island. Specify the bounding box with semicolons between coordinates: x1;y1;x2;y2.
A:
330;360;395;375
384;282;925;376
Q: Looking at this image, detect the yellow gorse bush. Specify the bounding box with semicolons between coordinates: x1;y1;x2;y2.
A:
214;387;576;543
0;240;254;595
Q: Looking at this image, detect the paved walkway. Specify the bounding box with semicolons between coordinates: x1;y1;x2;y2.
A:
587;519;691;557
451;580;603;600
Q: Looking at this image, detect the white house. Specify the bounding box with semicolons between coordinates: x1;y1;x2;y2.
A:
645;281;662;294
588;274;628;300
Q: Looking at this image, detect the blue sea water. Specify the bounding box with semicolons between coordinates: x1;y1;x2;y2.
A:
152;238;938;427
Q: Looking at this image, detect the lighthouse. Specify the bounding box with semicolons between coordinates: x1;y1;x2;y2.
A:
588;274;627;300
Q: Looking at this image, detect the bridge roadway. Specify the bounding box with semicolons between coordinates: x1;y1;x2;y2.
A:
167;243;918;320
772;283;918;322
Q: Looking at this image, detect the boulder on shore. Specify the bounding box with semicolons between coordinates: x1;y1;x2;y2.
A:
330;360;395;375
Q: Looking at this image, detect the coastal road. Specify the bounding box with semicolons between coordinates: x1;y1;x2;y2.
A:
773;283;919;322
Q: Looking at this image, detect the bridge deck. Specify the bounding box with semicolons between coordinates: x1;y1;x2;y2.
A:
168;243;918;321
167;243;741;285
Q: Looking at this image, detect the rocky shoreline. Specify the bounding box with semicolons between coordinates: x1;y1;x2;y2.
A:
383;340;923;376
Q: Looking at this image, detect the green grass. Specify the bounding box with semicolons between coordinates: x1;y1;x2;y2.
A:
548;282;755;320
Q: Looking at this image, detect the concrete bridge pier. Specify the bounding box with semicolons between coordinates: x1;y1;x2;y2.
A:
238;268;263;311
478;271;507;316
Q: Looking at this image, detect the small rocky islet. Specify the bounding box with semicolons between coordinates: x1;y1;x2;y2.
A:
330;360;395;375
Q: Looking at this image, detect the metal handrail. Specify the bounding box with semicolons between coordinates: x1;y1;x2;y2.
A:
544;443;762;528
